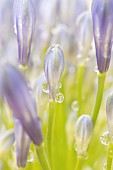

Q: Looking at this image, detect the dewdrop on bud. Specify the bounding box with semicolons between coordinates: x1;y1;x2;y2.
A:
74;114;93;159
106;93;113;137
44;44;64;100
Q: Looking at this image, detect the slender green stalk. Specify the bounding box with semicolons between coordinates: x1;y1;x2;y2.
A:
35;144;51;170
75;158;83;170
77;65;85;117
46;100;55;168
52;101;67;170
92;72;106;125
107;142;113;170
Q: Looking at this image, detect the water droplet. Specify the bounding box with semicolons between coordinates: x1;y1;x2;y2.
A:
100;131;110;146
109;150;113;158
94;66;98;73
42;82;49;93
27;150;34;163
11;142;16;155
59;82;62;89
55;92;64;103
103;162;107;170
71;100;79;112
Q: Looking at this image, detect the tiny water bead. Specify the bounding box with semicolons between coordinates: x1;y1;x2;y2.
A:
27;150;35;163
100;131;110;146
42;82;49;93
71;100;79;112
55;92;64;103
103;162;107;170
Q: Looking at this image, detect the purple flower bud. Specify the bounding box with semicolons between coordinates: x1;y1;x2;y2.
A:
106;93;113;137
14;118;31;168
74;114;93;158
0;64;43;146
92;0;113;73
44;44;64;100
13;0;35;66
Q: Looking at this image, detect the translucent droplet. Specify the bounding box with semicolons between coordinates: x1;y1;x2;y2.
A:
11;142;16;155
100;131;110;146
94;66;98;73
109;150;113;158
103;162;107;170
42;82;49;93
55;92;64;103
27;150;34;163
71;100;79;112
77;150;88;160
59;82;62;89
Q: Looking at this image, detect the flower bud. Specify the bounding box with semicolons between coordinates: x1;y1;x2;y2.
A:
92;0;113;73
13;0;35;66
74;114;93;158
44;44;64;100
106;93;113;137
14;118;31;168
0;64;43;146
76;11;93;58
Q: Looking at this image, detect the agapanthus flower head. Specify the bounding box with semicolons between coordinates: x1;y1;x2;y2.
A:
14;118;31;168
106;93;113;137
74;114;93;158
13;0;35;66
92;0;113;73
44;44;64;100
0;64;43;146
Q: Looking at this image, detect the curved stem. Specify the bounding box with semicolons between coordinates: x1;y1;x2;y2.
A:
75;158;82;170
46;100;55;168
36;144;51;170
92;72;106;125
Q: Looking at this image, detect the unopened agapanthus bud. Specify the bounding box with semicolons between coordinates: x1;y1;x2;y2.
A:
92;0;113;73
0;64;43;146
76;11;93;58
14;119;31;168
74;114;93;158
106;93;113;137
44;44;64;100
13;0;35;66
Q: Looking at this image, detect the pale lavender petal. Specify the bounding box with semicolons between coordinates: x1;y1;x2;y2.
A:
13;0;35;66
0;64;43;146
44;44;64;100
92;0;113;73
14;118;31;168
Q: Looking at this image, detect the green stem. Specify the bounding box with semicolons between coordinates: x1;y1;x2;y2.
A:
35;144;51;170
107;143;113;170
92;72;106;125
77;65;85;117
46;100;55;168
107;142;113;170
75;158;83;170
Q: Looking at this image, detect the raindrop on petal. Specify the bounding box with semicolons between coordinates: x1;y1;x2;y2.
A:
100;131;110;146
55;92;64;103
42;82;49;93
71;100;79;112
27;150;34;163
